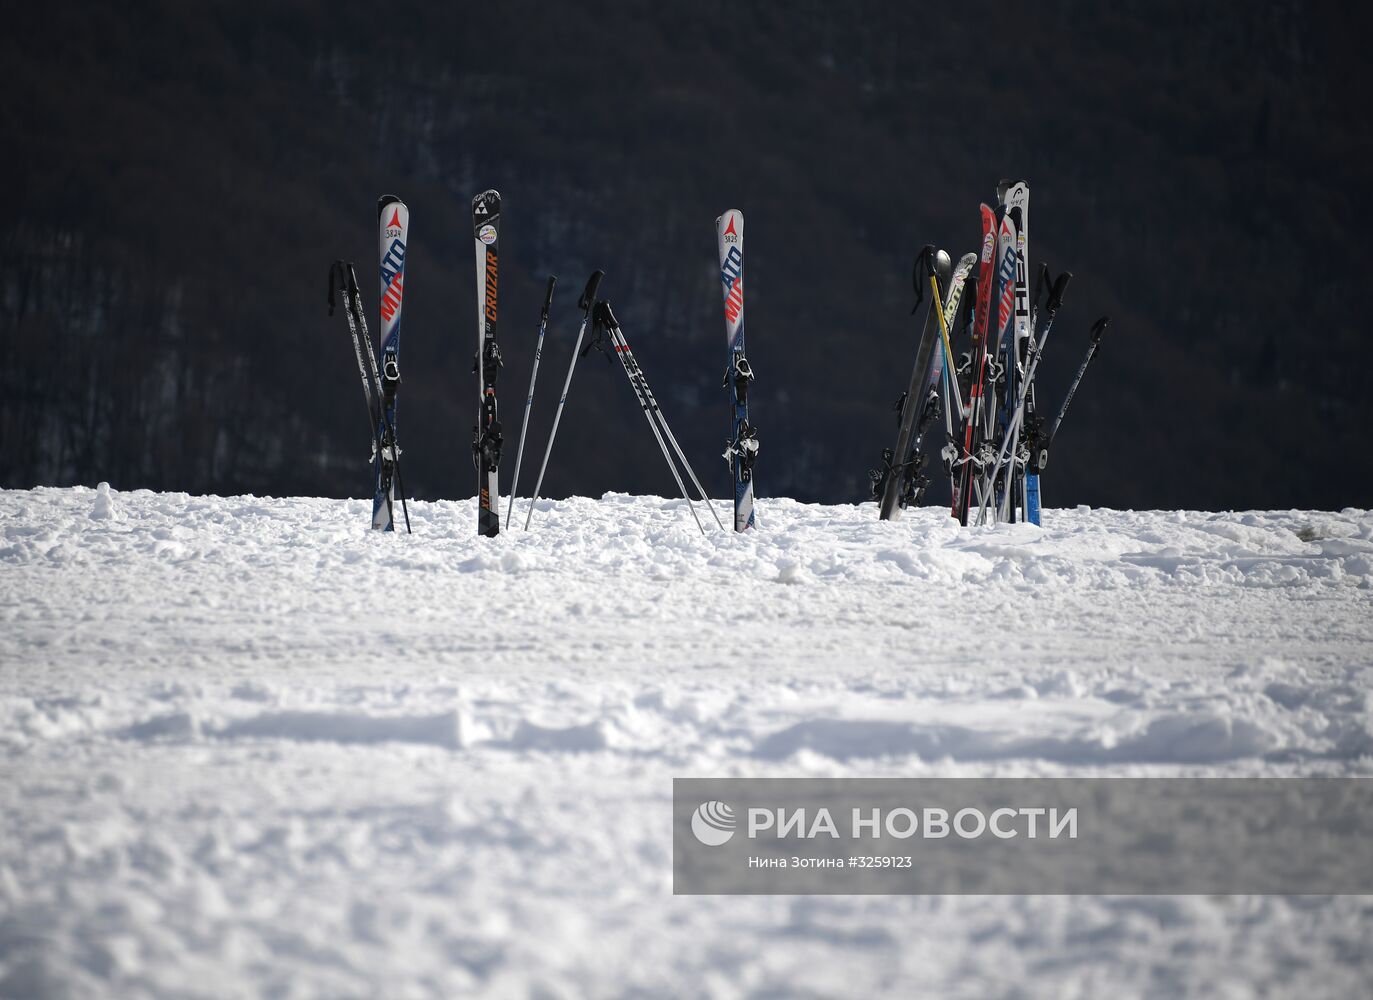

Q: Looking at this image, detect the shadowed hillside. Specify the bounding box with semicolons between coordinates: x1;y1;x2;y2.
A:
2;1;1367;510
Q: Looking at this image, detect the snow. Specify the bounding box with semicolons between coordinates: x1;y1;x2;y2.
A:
2;485;1372;997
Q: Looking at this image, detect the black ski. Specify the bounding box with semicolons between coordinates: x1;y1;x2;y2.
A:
472;189;502;537
872;246;952;519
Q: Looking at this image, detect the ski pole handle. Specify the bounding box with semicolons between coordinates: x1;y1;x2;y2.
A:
1047;316;1110;447
541;275;557;322
596;300;620;332
1047;271;1072;313
1090;315;1109;346
579;270;605;313
910;244;935;313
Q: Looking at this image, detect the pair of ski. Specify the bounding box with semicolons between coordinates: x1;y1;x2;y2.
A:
718;209;758;532
872;245;972;519
328;195;411;533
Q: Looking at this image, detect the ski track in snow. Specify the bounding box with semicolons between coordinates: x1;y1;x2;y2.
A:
2;485;1372;997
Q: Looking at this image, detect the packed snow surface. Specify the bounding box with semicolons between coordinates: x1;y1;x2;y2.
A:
2;486;1372;997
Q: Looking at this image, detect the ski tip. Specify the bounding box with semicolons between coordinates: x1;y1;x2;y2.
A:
472;189;501;211
377;194;404;218
1091;316;1110;343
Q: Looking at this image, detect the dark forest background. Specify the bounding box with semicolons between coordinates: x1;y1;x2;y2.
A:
2;1;1369;511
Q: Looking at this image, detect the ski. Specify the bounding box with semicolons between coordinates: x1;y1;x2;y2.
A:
375;195;409;532
716;209;757;532
952;204;999;525
1004;182;1032;523
976;204;1020;525
506;276;557;529
524;270;604;530
1023;262;1051;523
931;252;979;429
472;189;503;537
872;246;951;520
942;268;979;501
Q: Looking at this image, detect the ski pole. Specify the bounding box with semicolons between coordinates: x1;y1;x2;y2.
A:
524;270;603;530
330;260;380;429
1045;316;1109;458
506;275;556;528
597;301;722;534
330;261;400;534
